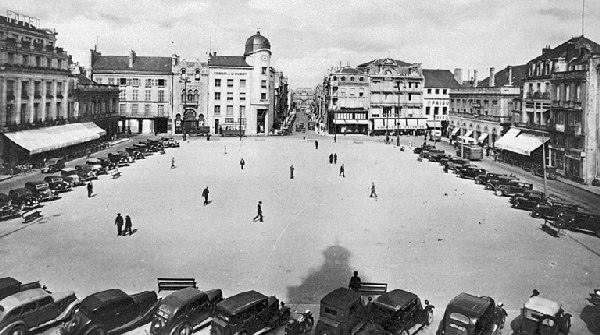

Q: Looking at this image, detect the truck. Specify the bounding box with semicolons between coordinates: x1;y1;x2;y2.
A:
456;145;483;161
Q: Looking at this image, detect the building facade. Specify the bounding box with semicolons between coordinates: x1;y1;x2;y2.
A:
422;69;461;136
273;71;288;129
90;48;172;134
172;57;209;134
291;87;315;116
324;67;369;135
357;58;425;135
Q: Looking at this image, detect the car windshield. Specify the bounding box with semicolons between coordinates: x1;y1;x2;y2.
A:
524;308;555;327
36;184;48;190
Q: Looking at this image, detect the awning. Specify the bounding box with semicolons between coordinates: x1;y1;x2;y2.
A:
494;128;521;150
477;133;489;143
4;122;106;155
451;128;460;136
499;133;549;156
426;121;442;128
464;130;474;138
334;119;369;125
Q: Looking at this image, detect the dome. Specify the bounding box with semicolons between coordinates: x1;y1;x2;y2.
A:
244;31;271;56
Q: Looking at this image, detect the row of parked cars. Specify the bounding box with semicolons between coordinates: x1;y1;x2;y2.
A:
415;143;600;238
0;276;575;335
0;137;180;222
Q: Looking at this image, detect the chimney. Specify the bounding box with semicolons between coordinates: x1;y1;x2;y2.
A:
213;52;217;57
473;69;479;87
454;68;463;84
542;45;552;54
128;50;136;68
85;67;92;80
507;66;513;86
171;54;178;67
489;67;495;87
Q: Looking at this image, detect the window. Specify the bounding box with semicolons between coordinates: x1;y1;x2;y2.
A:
261;80;266;88
120;78;127;85
435;89;440;94
340;89;346;97
359;88;364;97
22;54;29;66
57;59;62;69
240;79;246;88
157;79;165;87
131;78;139;86
262;67;267;74
341;76;346;81
158;105;165;115
215;92;221;100
21;302;37;314
120;104;125;113
240;92;246;101
214;105;221;115
427;89;432;94
107;78;115;85
425;107;430;115
227;79;233;87
215;79;221;87
132;90;138;100
158;90;165;102
350;88;355;96
227;92;233;101
145;79;152;87
7;52;14;64
240;105;246;117
225;117;235;123
226;105;233;116
333;76;337;81
47;58;52;68
57;82;63;96
261;93;267;100
576;84;581;101
119;90;126;100
144;104;151;115
443;89;447;94
132;104;139;114
145;90;151;101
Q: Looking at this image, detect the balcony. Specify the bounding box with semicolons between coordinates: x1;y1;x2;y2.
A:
515;122;553;131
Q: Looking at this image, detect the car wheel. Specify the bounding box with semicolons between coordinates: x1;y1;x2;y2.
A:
400;330;409;335
179;324;192;335
425;309;433;326
85;326;106;335
8;325;27;335
474;179;479;184
532;210;541;218
495;189;503;196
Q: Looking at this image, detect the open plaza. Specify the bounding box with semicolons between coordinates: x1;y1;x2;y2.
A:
0;133;599;335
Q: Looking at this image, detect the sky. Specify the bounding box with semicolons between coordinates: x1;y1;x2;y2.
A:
3;0;600;89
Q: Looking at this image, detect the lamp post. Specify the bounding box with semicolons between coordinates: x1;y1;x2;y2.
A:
395;80;402;146
239;105;243;141
180;70;189;141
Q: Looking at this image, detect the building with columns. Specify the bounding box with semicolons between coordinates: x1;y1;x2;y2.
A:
172;57;209;134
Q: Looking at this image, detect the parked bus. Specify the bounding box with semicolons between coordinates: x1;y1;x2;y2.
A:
456;144;484;161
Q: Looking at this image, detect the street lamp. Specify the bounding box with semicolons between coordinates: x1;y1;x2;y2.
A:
180;69;189;141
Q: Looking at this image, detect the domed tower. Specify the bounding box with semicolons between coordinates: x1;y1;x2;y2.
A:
244;31;273;135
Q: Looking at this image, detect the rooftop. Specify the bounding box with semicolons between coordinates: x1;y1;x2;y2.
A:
531;36;600;63
93;55;172;73
357;58;414;68
423;69;461;89
208;56;251;68
478;64;528;88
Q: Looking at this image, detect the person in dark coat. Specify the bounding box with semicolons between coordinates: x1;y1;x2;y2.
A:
87;181;93;197
329;154;333;164
334;153;337;164
339;164;345;177
115;213;124;236
253;201;263;222
290;165;295;179
124;215;133;235
315;140;319;150
171;157;176;169
202;186;209;206
349;271;361;291
240;158;245;170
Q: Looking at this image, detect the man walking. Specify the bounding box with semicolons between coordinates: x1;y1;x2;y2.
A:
334;153;337;164
87;181;93;198
290;165;295;179
114;213;124;236
124;215;133;236
370;182;378;198
339;164;345;177
253;201;263;222
171;157;176;169
202;186;210;206
329;154;333;164
240;158;245;170
315;140;319;150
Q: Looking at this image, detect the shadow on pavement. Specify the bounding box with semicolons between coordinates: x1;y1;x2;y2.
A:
286;243;353;304
581;305;600;335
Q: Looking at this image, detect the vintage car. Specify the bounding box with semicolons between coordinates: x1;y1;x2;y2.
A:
516;296;571;335
0;278;41;301
91;157;116;170
150;287;223;335
315;287;366;335
556;211;600;237
108;152;130;167
211;290;290;335
24;181;58;202
474;172;507;185
370;289;434;335
147;139;164;151
0;287;78;335
531;201;579;219
494;181;534;197
533;165;558;180
8;188;40;211
413;144;436;155
62;289;159;335
0;194;19;221
61;169;85;187
456;166;486;180
41;158;65;173
484;175;519;191
133;144;150;156
161;137;180;148
445;158;470;171
74;165;97;181
427;150;449;162
125;147;145;160
43;176;72;193
512;191;547;211
437;292;506;335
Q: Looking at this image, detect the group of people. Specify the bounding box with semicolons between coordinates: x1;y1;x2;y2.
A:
114;213;133;236
328;153;338;164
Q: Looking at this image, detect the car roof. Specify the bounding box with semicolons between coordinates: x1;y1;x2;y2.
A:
0;193;10;202
320;287;361;310
0;288;50;311
47;158;62;162
216;290;266;316
373;289;418;312
25;181;46;186
10;188;32;196
446;293;491;318
161;288;207;310
0;278;20;292
524;296;560;316
81;289;128;312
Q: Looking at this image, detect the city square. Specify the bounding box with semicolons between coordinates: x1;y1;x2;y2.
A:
1;133;599;334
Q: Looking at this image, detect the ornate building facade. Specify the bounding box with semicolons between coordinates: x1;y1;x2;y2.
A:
172;57;209;134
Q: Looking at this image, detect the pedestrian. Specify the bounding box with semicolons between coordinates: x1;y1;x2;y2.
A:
253;201;264;222
334;153;337;164
290;164;295;179
224;145;227;155
339;164;345;177
329;154;333;164
202;186;209;206
240;158;245;170
171;157;176;169
315;140;319;150
349;271;361;291
370;182;378;198
114;213;124;236
486;146;491;157
124;215;133;236
530;289;540;298
385;134;390;144
87;181;93;197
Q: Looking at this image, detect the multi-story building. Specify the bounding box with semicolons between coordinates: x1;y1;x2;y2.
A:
273;71;289;129
90;48;172;134
422;69;461;136
0;11;107;165
314;83;326;133
206;31;275;135
324;67;369;135
514;36;600;184
172;57;209;134
291;87;315;116
357;58;425;135
449;65;526;146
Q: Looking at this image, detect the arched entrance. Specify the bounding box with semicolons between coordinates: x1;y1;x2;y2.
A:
183;109;197;134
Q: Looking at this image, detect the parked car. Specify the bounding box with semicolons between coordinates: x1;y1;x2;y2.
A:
24;181;58;202
494;181;534;197
427;150;449;162
125;147;145;160
557;211;600;237
211;290;290;335
531;201;579;219
512;191;547;211
75;165;98;181
516;296;571;335
484;175;519;191
161;138;180;148
474;172;507;185
133;144;149;156
315;287;366;335
90;157;116;170
532;165;558;180
150;287;223;335
61;168;86;187
43;176;72;193
437;292;506;335
413;144;436;155
8;188;40;210
41;158;65;173
370;289;434;335
446;157;470;171
0;278;41;301
457;166;486;180
108;153;130;167
62;289;159;335
0;194;20;221
0;287;78;335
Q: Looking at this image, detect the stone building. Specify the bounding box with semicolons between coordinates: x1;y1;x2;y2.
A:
172;57;209;134
357;58;425;135
323;67;369;135
273;71;289;129
291;87;315;115
422;69;461;136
